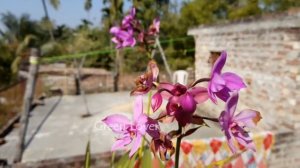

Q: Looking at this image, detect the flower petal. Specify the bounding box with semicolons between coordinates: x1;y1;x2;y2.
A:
129;133;143;157
188;87;209;104
133;95;143;122
174;107;192;127
179;93;196;114
219;110;230;130
102;114;131;133
210;73;225;92
110;26;120;34
222;72;246;90
111;136;132;151
151;92;163;112
234;126;256;152
130;7;136;17
136;114;148;135
166;96;179;115
211;51;227;75
207;86;217;104
148;60;159;81
215;87;231;102
146;117;160;139
234;110;262;128
225;130;238;153
225;92;239;118
159;82;175;91
158;83;175;99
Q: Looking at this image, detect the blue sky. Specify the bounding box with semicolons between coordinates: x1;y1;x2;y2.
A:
0;0;131;30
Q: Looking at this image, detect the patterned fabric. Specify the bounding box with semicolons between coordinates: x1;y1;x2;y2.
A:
173;132;274;168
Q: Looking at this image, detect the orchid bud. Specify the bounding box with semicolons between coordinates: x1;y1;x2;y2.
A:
151;92;162;112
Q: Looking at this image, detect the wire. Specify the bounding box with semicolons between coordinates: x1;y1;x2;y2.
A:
40;36;194;64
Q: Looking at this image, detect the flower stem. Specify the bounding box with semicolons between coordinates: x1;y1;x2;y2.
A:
110;151;115;167
190;78;210;87
175;126;182;168
139;91;152;158
147;91;152;115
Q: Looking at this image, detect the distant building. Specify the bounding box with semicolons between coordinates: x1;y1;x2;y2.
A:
188;10;300;167
188;10;300;130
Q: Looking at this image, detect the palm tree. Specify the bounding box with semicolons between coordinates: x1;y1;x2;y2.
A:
0;13;41;75
41;0;59;41
101;0;124;92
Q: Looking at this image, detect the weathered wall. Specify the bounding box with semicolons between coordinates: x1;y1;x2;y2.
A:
188;11;300;131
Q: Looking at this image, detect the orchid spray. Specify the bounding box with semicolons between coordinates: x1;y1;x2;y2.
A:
103;7;262;168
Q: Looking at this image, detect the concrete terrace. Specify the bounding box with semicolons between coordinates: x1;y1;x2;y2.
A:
0;91;222;165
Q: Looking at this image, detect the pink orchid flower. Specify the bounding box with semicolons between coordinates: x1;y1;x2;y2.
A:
208;51;246;103
153;83;209;126
110;27;136;49
148;18;160;36
131;60;159;96
110;7;138;49
219;92;262;153
102;96;159;157
122;7;136;28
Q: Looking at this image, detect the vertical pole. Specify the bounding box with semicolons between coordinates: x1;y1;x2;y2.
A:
14;48;40;163
75;56;91;118
113;49;120;92
73;58;81;95
156;37;172;81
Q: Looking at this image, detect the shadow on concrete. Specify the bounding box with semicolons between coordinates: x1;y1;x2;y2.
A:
24;95;63;149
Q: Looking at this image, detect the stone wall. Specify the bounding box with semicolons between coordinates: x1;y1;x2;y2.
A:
188;11;300;131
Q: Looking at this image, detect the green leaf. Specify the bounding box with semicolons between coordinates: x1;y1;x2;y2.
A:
180;126;202;138
84;140;91;168
114;152;137;168
141;148;152;168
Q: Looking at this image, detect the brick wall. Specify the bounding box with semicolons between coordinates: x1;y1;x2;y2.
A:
188;11;300;130
188;11;300;167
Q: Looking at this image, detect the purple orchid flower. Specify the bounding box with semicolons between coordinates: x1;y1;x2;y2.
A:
208;51;246;103
102;96;159;157
219;92;262;153
148;18;160;36
154;83;209;126
122;7;136;28
110;27;136;49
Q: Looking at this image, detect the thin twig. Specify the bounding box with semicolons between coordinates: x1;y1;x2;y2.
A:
190;78;210;87
201;116;219;122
